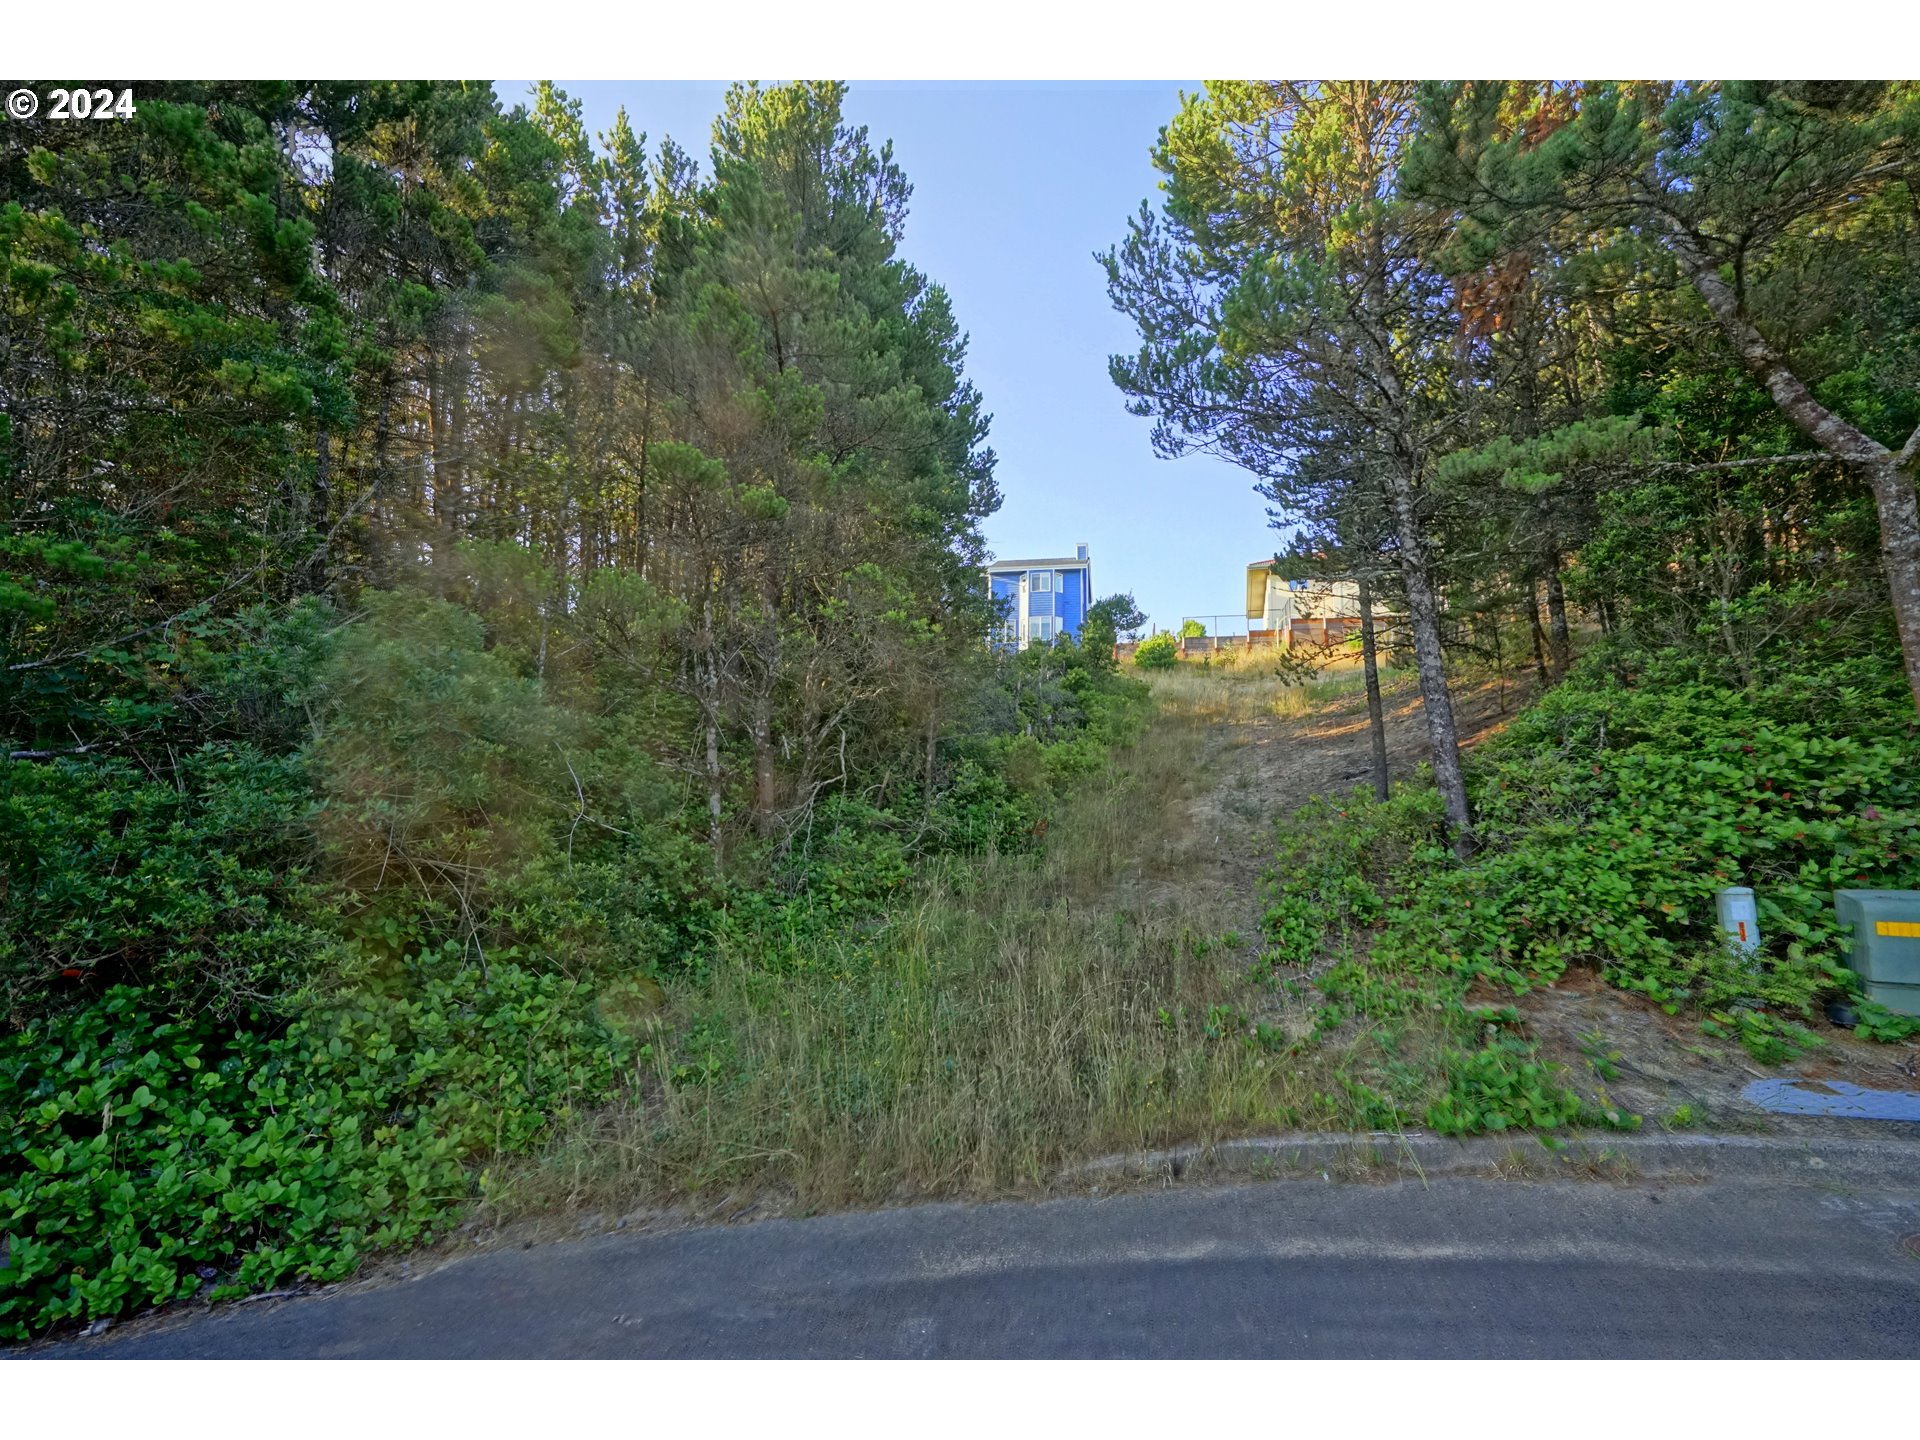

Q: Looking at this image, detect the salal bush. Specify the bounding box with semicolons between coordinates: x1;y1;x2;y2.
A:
1262;652;1920;1138
0;969;628;1339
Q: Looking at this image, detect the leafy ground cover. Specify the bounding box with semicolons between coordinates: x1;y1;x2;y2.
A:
10;644;1919;1341
1256;649;1920;1140
0;589;1151;1341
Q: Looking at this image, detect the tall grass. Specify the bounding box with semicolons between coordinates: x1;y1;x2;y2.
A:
478;675;1339;1223
1144;658;1376;725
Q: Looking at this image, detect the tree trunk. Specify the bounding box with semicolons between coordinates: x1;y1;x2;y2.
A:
1490;604;1509;712
307;210;336;593
747;588;782;838
636;408;652;579
1528;573;1551;686
699;597;726;875
705;713;725;875
428;349;448;525
1357;574;1391;804
1863;455;1920;714
1384;468;1473;855
371;371;394;545
1544;556;1572;678
1673;235;1920;714
306;417;332;593
749;692;778;838
449;321;470;525
923;704;940;809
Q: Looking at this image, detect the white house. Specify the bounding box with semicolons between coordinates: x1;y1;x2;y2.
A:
1245;559;1397;649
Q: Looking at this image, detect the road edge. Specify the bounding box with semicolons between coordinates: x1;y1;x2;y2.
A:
1060;1129;1920;1189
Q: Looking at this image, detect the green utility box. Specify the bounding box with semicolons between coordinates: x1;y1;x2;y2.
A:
1833;890;1920;1018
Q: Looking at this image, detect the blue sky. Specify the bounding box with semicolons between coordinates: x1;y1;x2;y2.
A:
496;81;1280;634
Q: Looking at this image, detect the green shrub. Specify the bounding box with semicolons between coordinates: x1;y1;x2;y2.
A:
780;793;916;918
0;564;1161;1338
311;590;588;925
1;745;324;1023
0;966;629;1339
1133;632;1179;670
1261;652;1920;1092
1425;1037;1629;1136
1438;653;1920;1023
933;758;1042;854
173;597;339;753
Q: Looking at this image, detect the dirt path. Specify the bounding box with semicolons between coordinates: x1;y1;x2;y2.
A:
1153;664;1525;937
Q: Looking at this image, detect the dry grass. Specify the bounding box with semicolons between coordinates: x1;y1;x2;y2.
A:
1144;658;1372;727
476;671;1362;1227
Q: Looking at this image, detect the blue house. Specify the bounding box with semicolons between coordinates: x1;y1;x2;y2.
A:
986;544;1092;650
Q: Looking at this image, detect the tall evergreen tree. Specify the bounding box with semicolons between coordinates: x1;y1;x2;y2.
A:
1104;81;1477;851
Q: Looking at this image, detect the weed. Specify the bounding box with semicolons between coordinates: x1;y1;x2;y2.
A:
1579;1031;1624;1082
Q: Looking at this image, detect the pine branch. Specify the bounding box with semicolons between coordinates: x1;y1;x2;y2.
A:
1652;453;1831;473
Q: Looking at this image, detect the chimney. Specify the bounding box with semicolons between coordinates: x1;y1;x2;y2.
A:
1076;542;1088;561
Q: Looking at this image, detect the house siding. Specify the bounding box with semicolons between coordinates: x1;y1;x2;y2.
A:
1058;567;1085;635
1244;560;1406;651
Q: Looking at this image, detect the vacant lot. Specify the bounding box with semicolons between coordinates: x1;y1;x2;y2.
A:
477;664;1349;1230
476;661;1917;1239
471;662;1505;1230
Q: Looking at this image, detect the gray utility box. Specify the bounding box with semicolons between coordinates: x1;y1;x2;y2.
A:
1833;890;1920;1018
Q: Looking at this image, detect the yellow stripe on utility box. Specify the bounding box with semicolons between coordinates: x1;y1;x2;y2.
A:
1876;920;1920;938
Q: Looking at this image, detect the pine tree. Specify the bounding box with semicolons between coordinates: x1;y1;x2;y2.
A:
1411;80;1920;713
1104;81;1477;852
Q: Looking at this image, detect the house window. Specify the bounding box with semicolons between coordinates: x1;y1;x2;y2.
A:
1028;616;1055;644
1029;570;1053;593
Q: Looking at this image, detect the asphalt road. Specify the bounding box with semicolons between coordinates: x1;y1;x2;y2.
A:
37;1173;1920;1359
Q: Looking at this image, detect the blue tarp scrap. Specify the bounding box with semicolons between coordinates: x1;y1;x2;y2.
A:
1742;1077;1920;1122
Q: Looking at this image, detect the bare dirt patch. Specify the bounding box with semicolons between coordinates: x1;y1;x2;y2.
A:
1521;968;1920;1138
